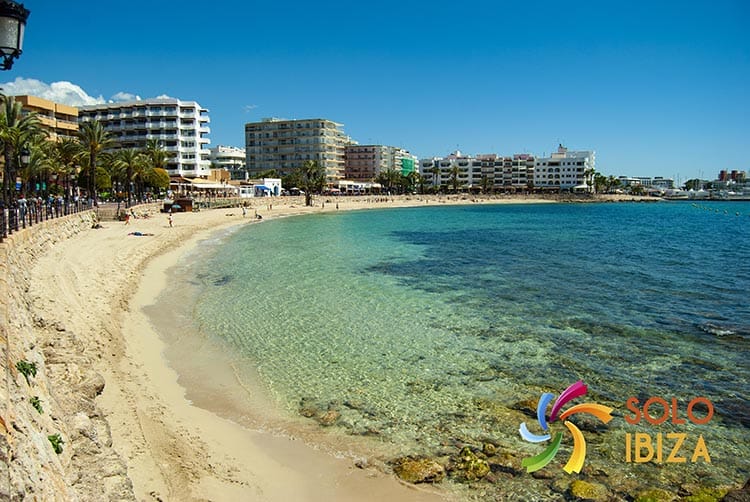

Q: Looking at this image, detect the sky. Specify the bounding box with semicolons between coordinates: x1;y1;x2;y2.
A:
2;0;748;183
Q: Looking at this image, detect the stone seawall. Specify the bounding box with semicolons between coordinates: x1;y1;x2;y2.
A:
0;211;134;501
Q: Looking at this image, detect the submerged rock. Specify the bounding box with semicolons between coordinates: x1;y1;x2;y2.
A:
298;397;319;418
722;479;750;502
569;479;610;501
453;446;490;481
317;410;340;426
489;449;524;476
392;457;445;484
681;486;730;502
511;398;538;418
634;488;677;502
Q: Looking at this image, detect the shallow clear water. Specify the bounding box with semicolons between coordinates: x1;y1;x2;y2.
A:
177;202;749;499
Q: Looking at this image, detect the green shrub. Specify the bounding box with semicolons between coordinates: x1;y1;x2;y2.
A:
48;434;64;454
30;396;43;414
16;360;37;385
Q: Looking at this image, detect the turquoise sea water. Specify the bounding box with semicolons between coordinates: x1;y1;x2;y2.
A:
176;202;749;499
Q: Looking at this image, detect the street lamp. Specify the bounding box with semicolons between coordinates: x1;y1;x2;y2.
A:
18;146;28;225
0;1;30;70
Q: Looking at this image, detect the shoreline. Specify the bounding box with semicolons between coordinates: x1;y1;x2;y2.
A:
24;194;658;501
121;208;453;501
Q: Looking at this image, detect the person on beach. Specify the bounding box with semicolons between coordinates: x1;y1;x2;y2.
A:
168;212;174;227
124;213;131;225
242;206;247;218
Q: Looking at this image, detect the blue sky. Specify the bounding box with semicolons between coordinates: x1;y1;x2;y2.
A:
3;0;748;182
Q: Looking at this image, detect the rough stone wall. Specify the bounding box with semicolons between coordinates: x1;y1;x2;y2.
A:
0;213;134;501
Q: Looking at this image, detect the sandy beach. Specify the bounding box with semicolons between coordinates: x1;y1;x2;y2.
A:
21;196;443;501
15;193;656;501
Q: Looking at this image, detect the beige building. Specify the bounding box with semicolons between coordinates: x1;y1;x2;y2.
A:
345;144;417;181
15;95;78;141
245;118;352;182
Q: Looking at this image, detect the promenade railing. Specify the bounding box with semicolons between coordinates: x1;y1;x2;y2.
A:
0;198;87;243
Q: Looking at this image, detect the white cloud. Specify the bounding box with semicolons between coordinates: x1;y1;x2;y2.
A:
0;77;167;107
244;104;258;112
109;91;141;102
0;77;105;106
155;94;174;99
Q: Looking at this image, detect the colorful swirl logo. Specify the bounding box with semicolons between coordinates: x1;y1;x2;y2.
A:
519;380;614;474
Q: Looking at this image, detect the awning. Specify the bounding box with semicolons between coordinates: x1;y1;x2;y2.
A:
255;185;269;190
190;182;226;189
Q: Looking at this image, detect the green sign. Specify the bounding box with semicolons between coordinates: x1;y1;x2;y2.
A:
401;158;415;175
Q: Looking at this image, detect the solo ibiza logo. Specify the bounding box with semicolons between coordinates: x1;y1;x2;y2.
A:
519;380;613;474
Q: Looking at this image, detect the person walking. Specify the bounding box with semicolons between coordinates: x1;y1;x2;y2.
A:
168;212;173;227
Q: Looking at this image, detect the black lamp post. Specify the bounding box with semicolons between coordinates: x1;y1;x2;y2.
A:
0;1;30;71
18;146;28;225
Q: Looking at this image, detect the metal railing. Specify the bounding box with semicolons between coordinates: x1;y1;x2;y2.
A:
0;198;87;243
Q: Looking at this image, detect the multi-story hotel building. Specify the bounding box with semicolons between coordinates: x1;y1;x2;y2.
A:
419;151;478;190
420;151;535;191
15;95;78;141
533;144;595;191
209;145;247;180
344;144;418;181
245;118;352;181
79;98;211;178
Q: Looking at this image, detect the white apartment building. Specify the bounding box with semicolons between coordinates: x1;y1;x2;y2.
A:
420;151;535;191
533;144;595;191
617;176;675;189
210;145;247;180
245;118;352;181
419;151;479;190
79;98;211;178
344;145;418;181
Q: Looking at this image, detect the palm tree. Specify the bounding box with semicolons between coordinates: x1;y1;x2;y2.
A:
449;164;460;193
584;167;596;193
430;164;440;192
406;171;422;194
144;138;170;170
480;174;490;194
593;173;607;194
46;137;84;203
23;137;53;197
115;149;147;207
606;175;620;193
0;95;45;205
298;160;325;206
141;139;173;199
415;172;426;194
76;120;113;204
375;168;401;194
